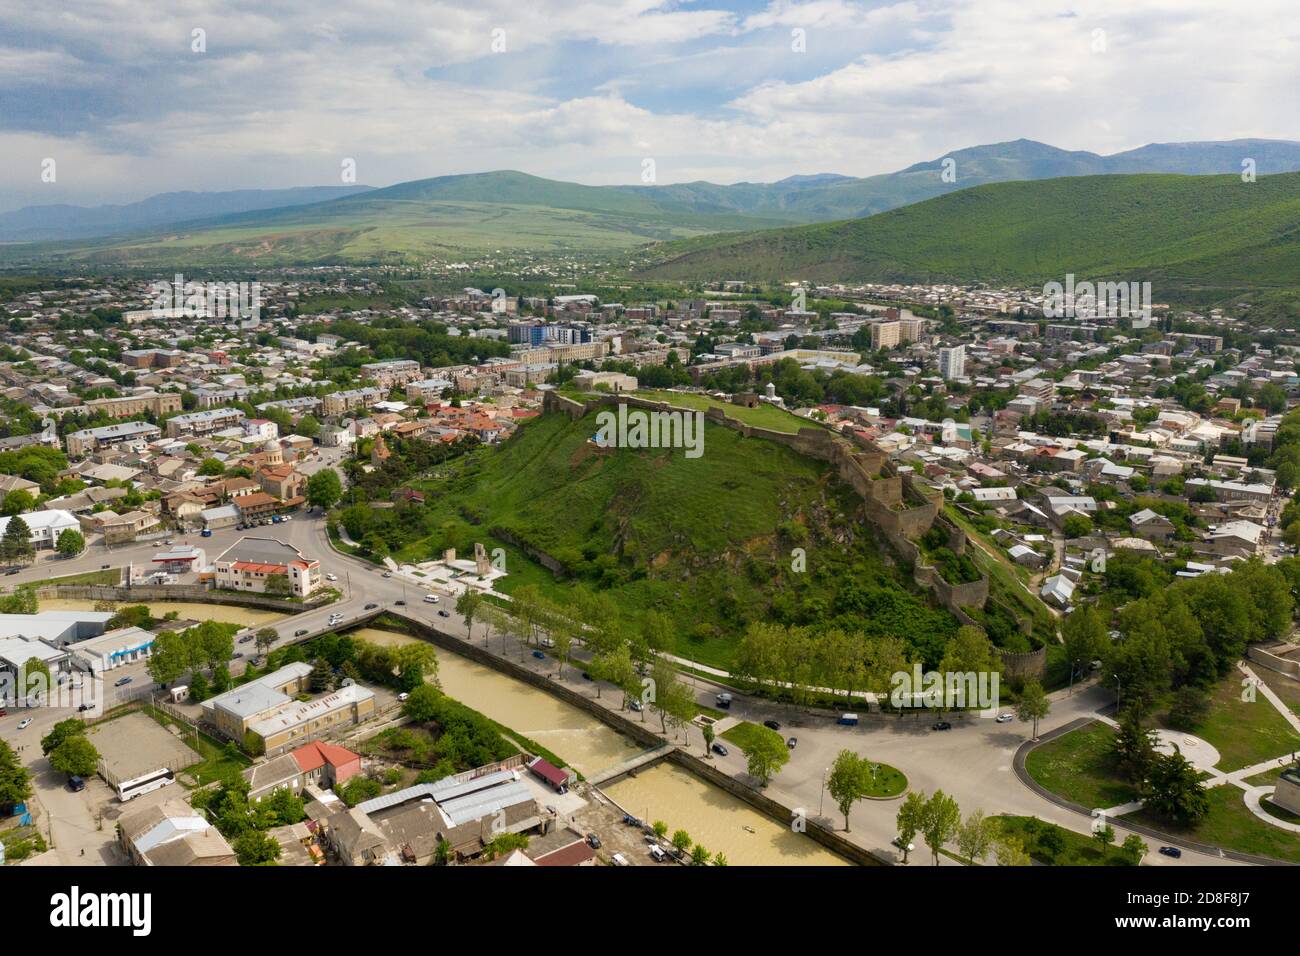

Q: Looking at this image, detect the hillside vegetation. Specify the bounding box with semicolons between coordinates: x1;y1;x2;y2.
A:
339;410;958;668
633;172;1300;307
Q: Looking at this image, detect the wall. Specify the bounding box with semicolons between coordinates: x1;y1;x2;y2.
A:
35;584;318;613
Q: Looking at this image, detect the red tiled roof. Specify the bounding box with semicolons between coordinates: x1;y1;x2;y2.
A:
291;740;360;774
532;840;595;867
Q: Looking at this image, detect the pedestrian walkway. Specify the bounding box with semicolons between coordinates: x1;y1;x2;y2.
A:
1238;661;1300;735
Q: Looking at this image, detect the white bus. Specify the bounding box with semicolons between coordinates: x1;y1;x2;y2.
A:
116;768;176;802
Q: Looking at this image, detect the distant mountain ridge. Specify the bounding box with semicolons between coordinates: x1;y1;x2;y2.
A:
3;138;1300;265
0;185;374;242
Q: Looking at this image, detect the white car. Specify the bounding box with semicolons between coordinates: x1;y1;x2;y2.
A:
16;718;32;730
325;573;338;582
611;852;629;867
423;594;439;604
995;713;1014;723
397;692;409;702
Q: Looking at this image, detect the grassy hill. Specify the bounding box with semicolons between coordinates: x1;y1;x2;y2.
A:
632;171;1300;306
379;409;957;669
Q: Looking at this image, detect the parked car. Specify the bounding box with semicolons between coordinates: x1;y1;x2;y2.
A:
397;692;409;702
77;704;92;713
67;776;85;792
711;742;728;757
394;600;406;606
437;610;450;618
786;737;798;749
539;637;555;648
837;713;859;726
892;837;915;853
763;719;781;731
114;676;133;687
628;699;642;712
364;603;378;610
648;844;668;863
932;721;952;731
611;852;629;867
581;672;592;680
201;529;212;537
586;833;601;849
17;717;31;730
295;628;309;637
231;652;243;660
1158;845;1182;859
239;635;255;644
532;650;545;660
4;568;18;575
995;713;1013;723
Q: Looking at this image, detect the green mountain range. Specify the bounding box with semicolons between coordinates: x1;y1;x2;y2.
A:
633;171;1300;306
3;138;1298;270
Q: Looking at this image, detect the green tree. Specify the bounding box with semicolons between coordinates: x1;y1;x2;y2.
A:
0;514;34;565
49;735;100;777
482;831;530;860
671;829;692;856
895;791;925;864
233;829;281;866
0;739;32;809
147;630;191;686
1142;751;1210;825
920;790;962;865
40;718;86;756
199;458;225;477
55;528;85;557
455;589;484;641
264;573;292;597
741;725;790;787
827;749;870;832
955;809;995;864
690;843;712;866
1121;833;1148;866
1062;604;1107;683
1015;681;1051;739
19;656;50;701
1062;513;1093;539
254;627;278;657
306;468;343;510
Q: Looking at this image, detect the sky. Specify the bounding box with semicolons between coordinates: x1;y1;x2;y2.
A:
1;0;1298;211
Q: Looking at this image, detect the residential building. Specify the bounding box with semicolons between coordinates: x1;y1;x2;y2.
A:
212;536;321;597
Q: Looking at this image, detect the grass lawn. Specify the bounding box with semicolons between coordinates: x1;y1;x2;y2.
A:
1123;784;1300;864
1253;667;1300;720
1024;721;1140;810
861;761;907;798
721;721;785;753
143;705;251;787
631;389;810;434
996;815;1137;866
1158;678;1300;773
26;568;120;587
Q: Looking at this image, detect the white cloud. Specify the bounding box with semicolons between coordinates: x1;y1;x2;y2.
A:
0;0;1297;210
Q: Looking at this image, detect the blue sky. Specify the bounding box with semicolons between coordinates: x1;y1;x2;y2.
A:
1;0;1297;211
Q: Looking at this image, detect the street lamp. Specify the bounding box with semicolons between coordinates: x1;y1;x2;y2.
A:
819;767;828;817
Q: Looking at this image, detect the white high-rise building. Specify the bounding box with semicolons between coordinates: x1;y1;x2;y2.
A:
939;345;966;380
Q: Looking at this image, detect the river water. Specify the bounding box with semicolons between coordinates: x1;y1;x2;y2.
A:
351;627;849;866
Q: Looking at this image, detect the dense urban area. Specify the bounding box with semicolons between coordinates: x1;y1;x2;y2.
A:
0;267;1296;872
